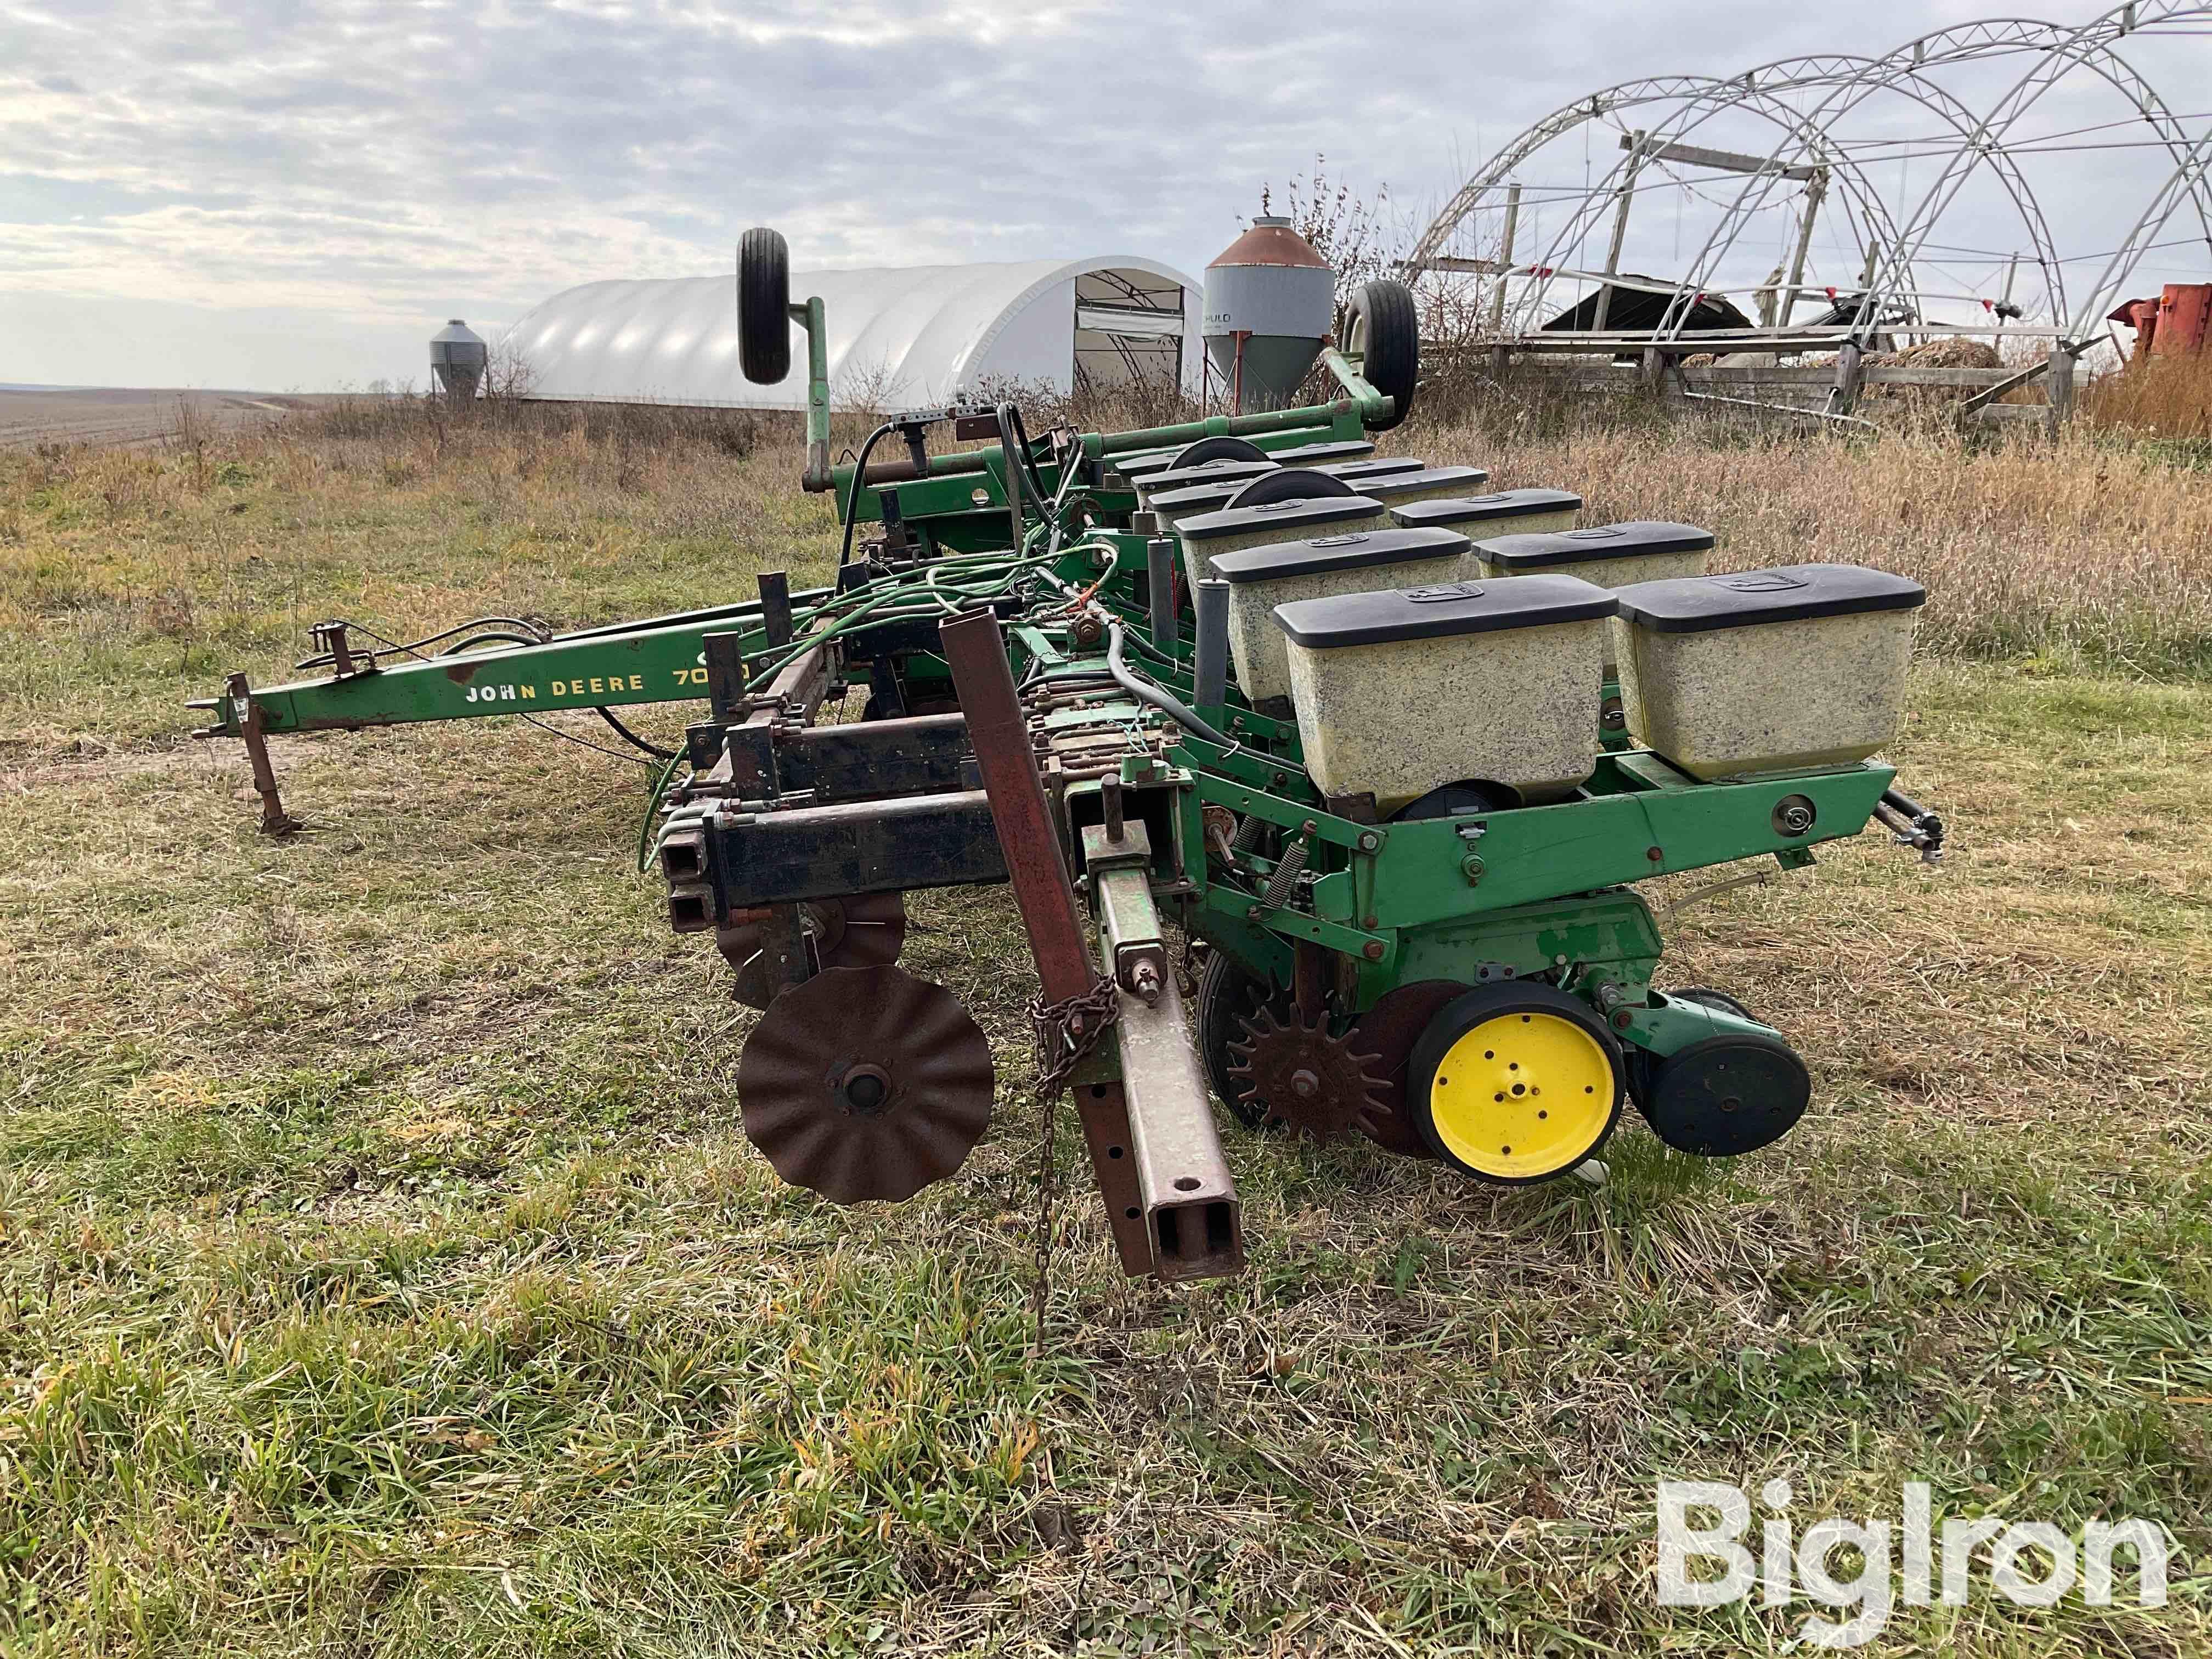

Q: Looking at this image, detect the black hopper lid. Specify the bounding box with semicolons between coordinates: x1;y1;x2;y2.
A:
1613;563;1927;633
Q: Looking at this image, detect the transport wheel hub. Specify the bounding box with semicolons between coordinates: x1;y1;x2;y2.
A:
735;964;994;1203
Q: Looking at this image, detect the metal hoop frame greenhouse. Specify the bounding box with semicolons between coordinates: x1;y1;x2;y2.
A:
1402;1;2212;407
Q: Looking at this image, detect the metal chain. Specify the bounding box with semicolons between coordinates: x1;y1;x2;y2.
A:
1025;976;1121;1347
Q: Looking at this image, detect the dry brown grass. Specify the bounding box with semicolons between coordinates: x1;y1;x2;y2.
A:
0;398;840;756
2085;348;2212;442
1397;403;2212;675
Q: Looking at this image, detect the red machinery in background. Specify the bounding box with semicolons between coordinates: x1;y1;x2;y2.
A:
2109;282;2212;359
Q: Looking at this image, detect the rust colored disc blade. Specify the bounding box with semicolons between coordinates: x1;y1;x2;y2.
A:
721;891;908;1009
1347;980;1469;1160
736;964;994;1203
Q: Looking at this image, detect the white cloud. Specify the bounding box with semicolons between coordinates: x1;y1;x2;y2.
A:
2;0;2205;388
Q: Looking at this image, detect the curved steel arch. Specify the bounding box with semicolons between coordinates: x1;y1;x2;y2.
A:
1409;7;2212;352
1649;31;2089;340
1403;76;1721;276
2071;131;2212;339
1503;83;1904;336
1403;75;1914;337
1861;1;2212;345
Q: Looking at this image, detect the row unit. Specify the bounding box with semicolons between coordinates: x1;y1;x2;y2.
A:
1276;562;1924;811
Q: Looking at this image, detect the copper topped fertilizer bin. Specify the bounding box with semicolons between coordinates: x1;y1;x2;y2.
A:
1273;575;1618;813
1611;563;1926;780
1209;526;1472;713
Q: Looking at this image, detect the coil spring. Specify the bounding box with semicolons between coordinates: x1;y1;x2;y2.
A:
1260;827;1311;910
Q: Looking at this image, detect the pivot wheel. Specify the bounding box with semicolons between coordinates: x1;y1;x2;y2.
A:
718;892;907;1010
735;964;994;1204
1226;1005;1389;1142
1408;983;1624;1184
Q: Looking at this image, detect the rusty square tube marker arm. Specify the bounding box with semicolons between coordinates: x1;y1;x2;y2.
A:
936;609;1243;1282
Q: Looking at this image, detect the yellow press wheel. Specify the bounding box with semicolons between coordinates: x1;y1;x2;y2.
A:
1408;983;1624;1183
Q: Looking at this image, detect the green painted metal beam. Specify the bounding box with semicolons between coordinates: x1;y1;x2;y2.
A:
1361;761;1894;927
222;613;777;735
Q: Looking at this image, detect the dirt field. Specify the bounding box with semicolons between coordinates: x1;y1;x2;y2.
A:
0;402;2206;1655
0;388;324;452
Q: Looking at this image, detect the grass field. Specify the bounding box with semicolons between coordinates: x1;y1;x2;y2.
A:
1;404;2208;1655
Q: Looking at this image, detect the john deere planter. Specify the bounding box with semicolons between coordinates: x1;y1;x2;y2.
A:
193;225;1945;1284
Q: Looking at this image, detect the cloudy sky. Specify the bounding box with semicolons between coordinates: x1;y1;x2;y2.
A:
4;0;2206;391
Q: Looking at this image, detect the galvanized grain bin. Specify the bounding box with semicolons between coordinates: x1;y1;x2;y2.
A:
1203;218;1334;412
430;319;488;402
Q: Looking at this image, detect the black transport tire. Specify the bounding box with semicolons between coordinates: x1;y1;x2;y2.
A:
1227;467;1357;509
737;228;792;385
1339;280;1419;431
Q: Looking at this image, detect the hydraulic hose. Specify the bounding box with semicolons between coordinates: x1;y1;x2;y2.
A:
839;420;898;571
635;747;692;872
1106;619;1237;751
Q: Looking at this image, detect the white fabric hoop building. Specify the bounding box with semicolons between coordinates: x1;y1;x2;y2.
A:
503;257;1201;410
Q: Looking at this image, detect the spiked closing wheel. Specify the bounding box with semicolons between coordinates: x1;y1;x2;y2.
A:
1344;980;1472;1160
1225;1005;1389;1142
735;964;993;1203
718;891;907;1010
